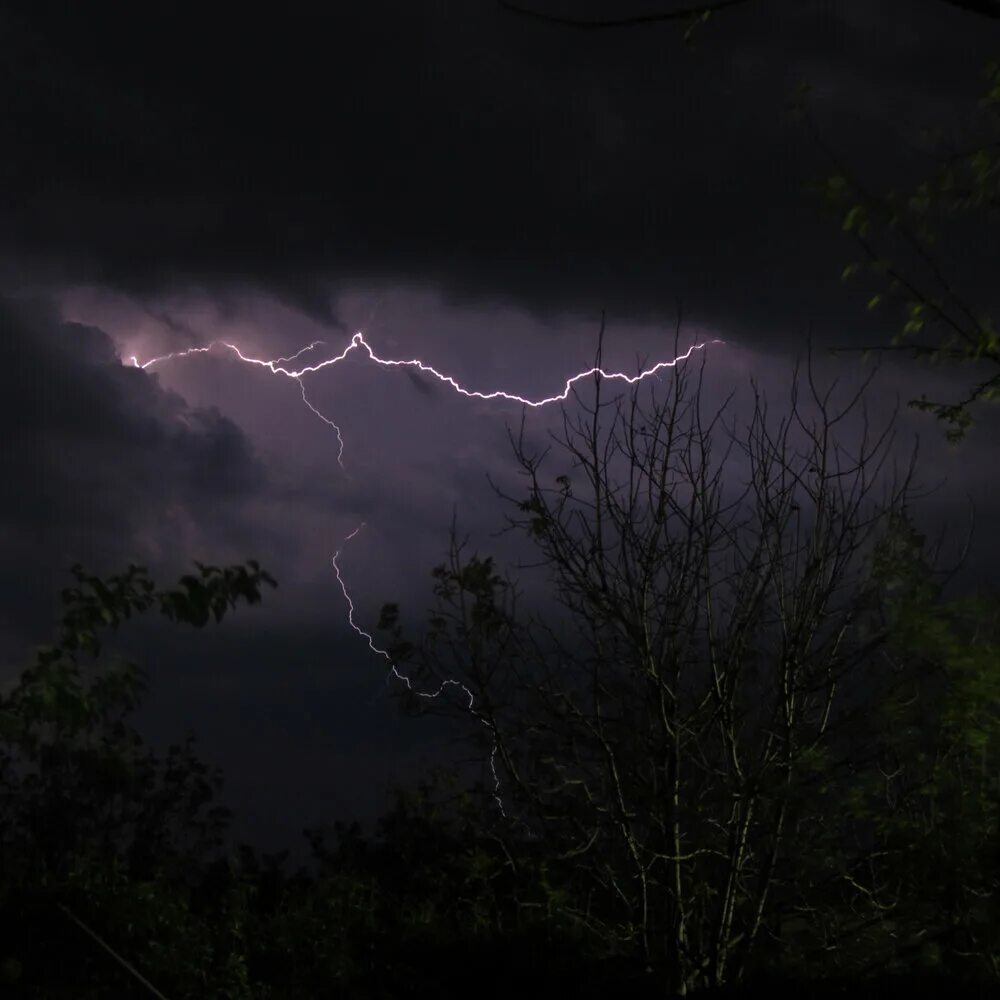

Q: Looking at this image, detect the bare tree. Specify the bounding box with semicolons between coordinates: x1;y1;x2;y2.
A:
379;319;921;994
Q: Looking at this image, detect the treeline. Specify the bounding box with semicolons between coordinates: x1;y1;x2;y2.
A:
0;524;998;994
3;360;1000;998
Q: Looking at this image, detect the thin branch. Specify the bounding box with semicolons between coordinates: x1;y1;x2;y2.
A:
498;0;755;29
938;0;1000;18
58;904;171;1000
500;0;1000;32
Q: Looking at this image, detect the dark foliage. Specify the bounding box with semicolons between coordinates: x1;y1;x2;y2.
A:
0;555;998;997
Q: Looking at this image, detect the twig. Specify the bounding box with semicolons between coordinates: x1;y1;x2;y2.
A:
57;903;171;1000
498;0;754;29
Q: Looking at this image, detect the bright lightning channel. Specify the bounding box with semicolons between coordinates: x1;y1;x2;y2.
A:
332;523;506;816
131;328;722;817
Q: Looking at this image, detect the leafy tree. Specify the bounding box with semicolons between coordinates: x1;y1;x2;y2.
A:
777;514;1000;983
0;558;275;997
798;60;1000;442
500;3;1000;441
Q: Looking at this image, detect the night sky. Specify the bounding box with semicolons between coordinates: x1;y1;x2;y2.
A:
3;0;998;852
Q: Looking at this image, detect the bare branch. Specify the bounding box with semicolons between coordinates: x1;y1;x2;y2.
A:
498;0;755;30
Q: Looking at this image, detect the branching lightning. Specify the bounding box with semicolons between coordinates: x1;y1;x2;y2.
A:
332;523;506;815
131;327;722;816
136;329;720;406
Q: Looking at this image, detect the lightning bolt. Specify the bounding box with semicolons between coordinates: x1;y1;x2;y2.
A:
138;330;721;407
131;327;722;817
332;523;506;816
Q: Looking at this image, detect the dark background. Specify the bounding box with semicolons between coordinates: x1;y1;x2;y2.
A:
2;0;998;852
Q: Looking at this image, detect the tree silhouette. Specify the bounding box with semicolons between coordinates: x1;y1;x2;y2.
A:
0;558;275;997
380;322;926;994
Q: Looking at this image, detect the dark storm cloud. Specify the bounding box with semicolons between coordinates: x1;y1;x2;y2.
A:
3;0;999;852
0;288;488;847
403;365;439;397
0;294;267;643
2;0;996;341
